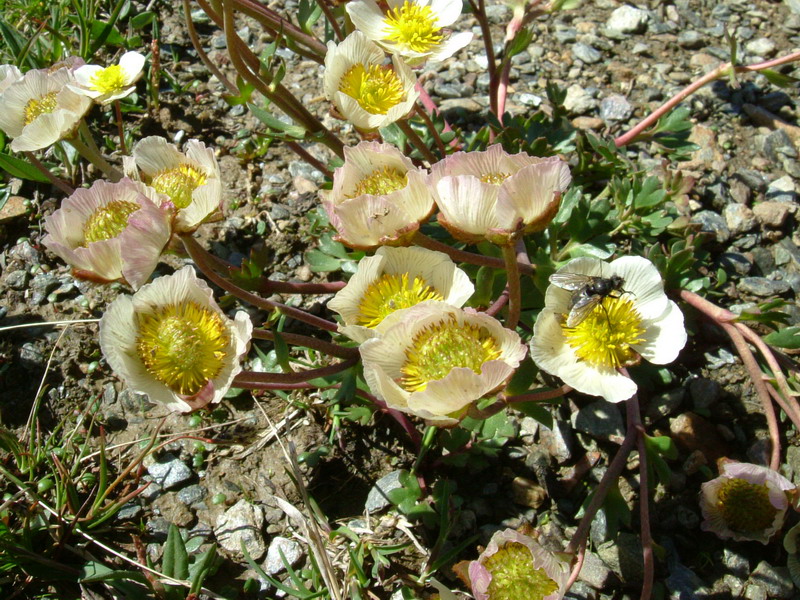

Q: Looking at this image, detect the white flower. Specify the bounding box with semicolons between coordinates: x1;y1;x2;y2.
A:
530;256;686;402
42;178;172;289
124;136;223;232
428;145;571;244
71;51;146;104
99;266;253;413
360;301;526;425
346;0;473;66
322;141;434;248
700;460;795;544
323;31;419;132
0;64;22;95
328;246;474;343
0;67;91;152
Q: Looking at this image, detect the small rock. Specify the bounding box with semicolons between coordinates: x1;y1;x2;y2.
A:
539;420;573;463
718;252;752;276
365;470;404;513
571;116;604;130
572;400;625;443
704;347;738;369
599;94;632;123
691;210;731;243
145;453;193;490
644;389;685;424
677;30;705;49
766;175;797;203
745;37;777;57
116;502;143;521
689;377;721;409
579;550;616;589
510;477;547;509
215;499;267;559
723;547;750;578
735;169;767;193
669;412;730;462
749;561;794;599
572;42;602;64
178;484;207;506
597;533;644;585
0;196;28;222
723;203;757;234
606;5;648;34
5;270;28;290
263;536;303;575
753;202;792;228
564;84;597;115
738;277;791;297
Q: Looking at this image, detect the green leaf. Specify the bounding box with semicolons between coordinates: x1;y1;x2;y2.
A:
554;186;582;224
0;153;51;182
188;544;219;595
304;249;341;272
760;68;800;88
764;326;800;349
79;562;148;584
247;103;307;138
654;106;694;134
513;401;554;430
272;331;292;373
130;11;155;29
88;19;126;48
163;524;189;580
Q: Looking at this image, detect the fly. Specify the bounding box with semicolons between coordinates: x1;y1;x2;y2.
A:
548;273;627;327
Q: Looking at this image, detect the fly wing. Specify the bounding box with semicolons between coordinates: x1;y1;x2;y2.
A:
565;294;601;327
549;272;595;291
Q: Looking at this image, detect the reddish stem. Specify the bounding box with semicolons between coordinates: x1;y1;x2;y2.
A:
252;328;357;360
501;243;521;328
412;232;535;275
235;357;358;385
503;385;572;404
24;152;74;196
485;289;509;317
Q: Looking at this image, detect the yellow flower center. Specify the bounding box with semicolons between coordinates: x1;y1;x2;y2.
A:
562;295;645;369
23;92;58;125
350;166;408;198
136;301;230;395
401;315;501;392
484;542;559;600
717;478;778;533
383;0;443;53
479;172;512;185
150;164;208;209
339;64;405;115
90;64;128;94
82;200;141;245
357;273;442;328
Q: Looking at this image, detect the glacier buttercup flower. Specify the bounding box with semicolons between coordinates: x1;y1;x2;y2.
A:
0;64;22;94
428;145;571;244
530;256;686;402
700;460;795;544
322;141;434;248
323;31;418;132
99;266;252;412
42;178;172;289
467;529;570;600
0;67;91;152
346;0;473;66
71;51;146;104
124;136;223;232
328;246;474;343
360;301;526;425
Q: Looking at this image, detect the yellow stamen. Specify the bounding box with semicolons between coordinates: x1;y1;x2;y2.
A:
136;301;230;395
150;164;208;209
479;172;512;185
90;64;128;94
401;315;501;392
562;296;645;368
24;92;58;125
717;478;778;533
484;542;558;600
350;166;408;198
383;0;443;54
82;200;141;244
357;273;442;328
339;64;405;115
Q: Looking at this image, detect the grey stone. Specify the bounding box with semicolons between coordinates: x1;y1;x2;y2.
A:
754;202;792;228
786;445;800;485
597;533;644;585
365;470;404;513
775;238;800;270
763;130;798;163
30;272;59;305
517;93;543;108
572;400;624;442
5;270;28;289
102;383;117;405
735;169;767;192
555;27;578;44
704;347;738;369
599;94;633;123
689;377;721;409
116;502;143;521
746;37;777;57
750;561;794;598
211;34;226;49
572;42;602;64
145;453;193;490
766;175;797;203
745;584;768;600
644;389;685;424
723;547;751;577
579;550;616;589
667;561;713;598
606;5;648;34
723;203;757;234
263;536;303;575
20;343;45;365
738;277;791;296
214;499;266;559
675;505;700;529
564;84;597;115
677;30;705;49
691;210;731;243
718;252;752;276
564;580;597;600
178;484;207;506
539;419;573;463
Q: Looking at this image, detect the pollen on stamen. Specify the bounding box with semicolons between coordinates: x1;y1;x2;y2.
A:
400;315;501;392
383;1;443;53
339;64;405;115
357;273;442;328
150;163;208;209
562;296;645;369
717;478;778;533
90;65;127;94
24;92;58;125
136;301;230;395
479;171;512;185
484;543;559;600
350;166;408;198
82;200;141;245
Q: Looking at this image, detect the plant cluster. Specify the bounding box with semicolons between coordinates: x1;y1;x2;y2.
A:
1;0;800;599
